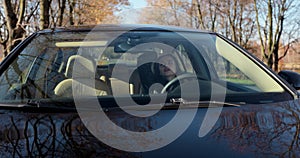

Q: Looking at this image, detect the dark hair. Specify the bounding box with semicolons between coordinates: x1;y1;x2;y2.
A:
153;53;182;84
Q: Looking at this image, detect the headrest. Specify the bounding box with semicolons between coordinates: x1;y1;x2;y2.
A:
65;55;95;78
137;51;157;66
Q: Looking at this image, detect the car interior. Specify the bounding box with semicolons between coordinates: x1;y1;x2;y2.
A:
0;30;294;105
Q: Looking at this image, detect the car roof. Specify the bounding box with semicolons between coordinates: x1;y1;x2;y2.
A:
37;24;212;34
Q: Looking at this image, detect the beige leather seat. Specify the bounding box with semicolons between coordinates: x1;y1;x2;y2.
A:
54;55;110;97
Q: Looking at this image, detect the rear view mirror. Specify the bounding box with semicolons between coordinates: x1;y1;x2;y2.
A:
114;43;133;53
278;70;300;90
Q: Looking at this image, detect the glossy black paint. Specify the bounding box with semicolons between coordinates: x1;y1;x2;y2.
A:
0;100;300;157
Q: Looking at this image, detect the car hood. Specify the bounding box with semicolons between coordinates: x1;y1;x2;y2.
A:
0;99;299;157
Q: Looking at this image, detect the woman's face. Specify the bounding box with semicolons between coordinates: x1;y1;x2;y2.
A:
158;55;177;80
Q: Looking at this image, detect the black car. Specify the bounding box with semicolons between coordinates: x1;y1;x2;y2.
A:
0;24;300;157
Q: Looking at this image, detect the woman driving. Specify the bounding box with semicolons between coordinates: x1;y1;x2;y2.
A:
153;53;183;93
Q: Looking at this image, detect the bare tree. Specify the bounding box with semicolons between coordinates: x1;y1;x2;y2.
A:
57;0;67;26
67;0;75;25
0;0;130;57
0;0;39;56
140;0;193;27
39;0;52;30
1;0;26;56
191;0;218;31
254;0;299;71
190;0;256;49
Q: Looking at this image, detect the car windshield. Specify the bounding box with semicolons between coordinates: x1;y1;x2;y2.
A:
0;29;292;106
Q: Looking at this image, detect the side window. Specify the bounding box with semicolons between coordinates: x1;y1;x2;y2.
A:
204;45;261;92
198;38;262;92
215;56;258;91
211;37;283;93
221;60;256;86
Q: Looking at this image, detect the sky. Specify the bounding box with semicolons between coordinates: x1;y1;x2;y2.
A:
118;0;148;24
129;0;147;8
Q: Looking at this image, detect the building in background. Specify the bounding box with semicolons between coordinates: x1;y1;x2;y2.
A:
279;39;300;72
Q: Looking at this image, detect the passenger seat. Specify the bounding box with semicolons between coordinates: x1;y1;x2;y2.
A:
54;55;110;97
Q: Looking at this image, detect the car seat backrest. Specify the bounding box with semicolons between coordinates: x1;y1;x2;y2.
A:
65;55;95;78
55;55;110;97
137;51;158;94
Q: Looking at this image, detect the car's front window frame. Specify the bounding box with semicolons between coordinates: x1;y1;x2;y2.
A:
0;29;296;107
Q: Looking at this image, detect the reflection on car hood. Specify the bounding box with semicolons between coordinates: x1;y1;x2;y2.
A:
0;100;299;157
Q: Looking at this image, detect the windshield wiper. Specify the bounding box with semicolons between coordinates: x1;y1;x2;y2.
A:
169;98;242;107
26;99;40;107
106;98;242;112
0;100;41;108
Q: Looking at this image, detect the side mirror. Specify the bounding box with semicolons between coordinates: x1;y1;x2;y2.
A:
278;70;300;90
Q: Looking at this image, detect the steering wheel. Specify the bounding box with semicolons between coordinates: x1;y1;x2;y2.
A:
161;73;206;93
